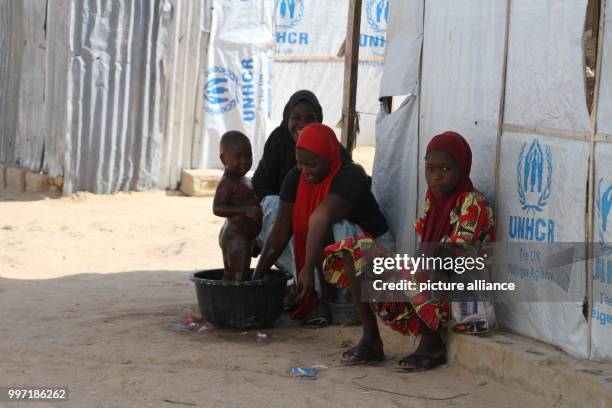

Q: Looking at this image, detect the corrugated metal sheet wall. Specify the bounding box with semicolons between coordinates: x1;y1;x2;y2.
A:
0;0;67;175
160;0;211;190
65;0;212;193
0;0;20;166
0;0;211;193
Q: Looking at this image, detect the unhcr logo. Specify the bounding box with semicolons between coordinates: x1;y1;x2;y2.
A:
204;60;262;121
205;67;239;115
508;139;555;242
597;178;612;251
275;0;304;30
516;139;553;213
366;0;389;33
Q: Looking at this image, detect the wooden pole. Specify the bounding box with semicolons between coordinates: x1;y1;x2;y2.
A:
493;0;512;219
340;0;362;154
585;0;606;357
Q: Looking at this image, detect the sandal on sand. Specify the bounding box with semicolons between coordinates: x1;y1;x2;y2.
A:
301;301;331;328
303;316;330;327
396;352;447;373
341;344;386;365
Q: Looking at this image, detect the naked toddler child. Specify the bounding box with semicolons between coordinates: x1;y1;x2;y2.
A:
213;131;262;281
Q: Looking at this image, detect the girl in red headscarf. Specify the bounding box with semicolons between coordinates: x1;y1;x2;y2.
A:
323;131;495;371
254;123;390;324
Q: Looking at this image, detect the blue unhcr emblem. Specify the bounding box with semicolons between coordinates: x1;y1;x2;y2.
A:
516;139;553;213
366;0;389;33
597;178;612;250
275;0;304;30
204;67;239;115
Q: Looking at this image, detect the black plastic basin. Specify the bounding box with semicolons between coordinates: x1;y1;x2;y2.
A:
190;268;290;330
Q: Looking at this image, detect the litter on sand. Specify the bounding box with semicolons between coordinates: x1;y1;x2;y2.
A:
165;323;200;333
165;316;209;333
290;367;320;379
197;323;214;333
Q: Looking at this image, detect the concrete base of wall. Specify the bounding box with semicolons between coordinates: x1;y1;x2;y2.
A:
6;166;26;191
447;331;612;408
0;165;62;194
49;175;63;188
0;164;8;188
25;172;49;193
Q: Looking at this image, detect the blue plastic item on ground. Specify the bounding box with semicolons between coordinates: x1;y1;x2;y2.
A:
290;367;319;378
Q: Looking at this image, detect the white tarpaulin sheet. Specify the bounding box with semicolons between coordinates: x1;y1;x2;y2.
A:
272;0;387;147
418;0;506;208
275;0;345;57
372;98;419;254
504;0;591;133
275;0;388;58
372;0;423;253
591;143;612;361
379;0;423;97
495;132;589;358
201;0;274;169
271;62;382;147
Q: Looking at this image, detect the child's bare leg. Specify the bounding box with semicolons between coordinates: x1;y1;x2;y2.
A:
342;250;384;362
220;223;251;281
219;223;231;277
227;237;251;281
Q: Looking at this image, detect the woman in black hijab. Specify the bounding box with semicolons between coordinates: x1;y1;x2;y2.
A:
252;90;324;200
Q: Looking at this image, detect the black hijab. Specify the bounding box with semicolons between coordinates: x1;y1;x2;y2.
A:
281;90;324;127
252;90;324;200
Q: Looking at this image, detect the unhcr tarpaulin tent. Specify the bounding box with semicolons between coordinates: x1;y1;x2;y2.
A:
375;0;610;361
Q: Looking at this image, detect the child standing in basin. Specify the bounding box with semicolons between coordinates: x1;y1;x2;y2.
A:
213;131;262;281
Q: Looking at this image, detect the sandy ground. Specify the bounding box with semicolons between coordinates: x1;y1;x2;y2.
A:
0;186;566;408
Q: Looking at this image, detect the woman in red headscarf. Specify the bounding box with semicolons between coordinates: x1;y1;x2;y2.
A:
323;131;495;371
253;123;390;324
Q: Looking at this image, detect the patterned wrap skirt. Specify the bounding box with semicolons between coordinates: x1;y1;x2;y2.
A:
323;234;450;336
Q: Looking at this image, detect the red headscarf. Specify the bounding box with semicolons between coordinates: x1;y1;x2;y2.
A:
292;123;343;270
422;131;474;242
290;123;342;320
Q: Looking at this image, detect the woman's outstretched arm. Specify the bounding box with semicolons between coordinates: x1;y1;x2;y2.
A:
297;194;351;298
252;201;293;279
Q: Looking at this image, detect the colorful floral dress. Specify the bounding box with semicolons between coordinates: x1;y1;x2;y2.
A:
323;190;495;336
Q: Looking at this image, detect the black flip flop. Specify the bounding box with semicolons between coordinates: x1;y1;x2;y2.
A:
341;344;386;366
396;352;447;373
